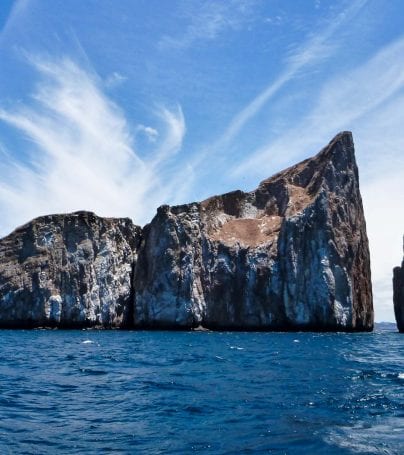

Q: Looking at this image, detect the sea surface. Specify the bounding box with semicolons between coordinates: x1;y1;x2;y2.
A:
0;324;402;454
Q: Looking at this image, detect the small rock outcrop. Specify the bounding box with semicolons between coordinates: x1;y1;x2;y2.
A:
393;239;404;332
0;212;141;328
134;132;373;331
0;132;374;331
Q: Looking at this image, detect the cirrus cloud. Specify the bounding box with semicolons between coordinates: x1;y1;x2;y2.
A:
0;55;188;236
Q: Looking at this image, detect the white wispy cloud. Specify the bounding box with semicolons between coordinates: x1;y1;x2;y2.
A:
0;0;30;44
158;0;256;50
105;71;127;88
136;125;159;143
213;0;369;150
0;56;188;236
232;34;404;176
152;105;185;165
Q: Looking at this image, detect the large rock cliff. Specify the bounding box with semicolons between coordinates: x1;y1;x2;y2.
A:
0;212;141;328
393;239;404;332
134;132;373;331
0;132;373;330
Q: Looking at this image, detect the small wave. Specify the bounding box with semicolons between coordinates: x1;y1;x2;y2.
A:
215;355;225;361
352;370;404;384
325;419;403;454
293;339;300;343
230;346;244;350
81;340;94;344
55;383;78;391
184;405;204;414
79;367;107;376
141;379;197;392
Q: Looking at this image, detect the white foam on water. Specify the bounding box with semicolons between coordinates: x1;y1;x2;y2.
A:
230;346;244;350
324;419;403;453
82;340;94;344
398;372;404;379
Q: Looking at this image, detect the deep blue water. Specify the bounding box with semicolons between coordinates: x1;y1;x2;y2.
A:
0;325;402;454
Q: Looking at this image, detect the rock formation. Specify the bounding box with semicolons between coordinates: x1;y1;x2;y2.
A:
0;132;374;331
393;238;404;332
134;131;373;331
0;212;140;328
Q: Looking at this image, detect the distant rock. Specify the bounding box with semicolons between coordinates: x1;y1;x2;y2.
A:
134;132;373;331
393;238;404;333
0;212;141;328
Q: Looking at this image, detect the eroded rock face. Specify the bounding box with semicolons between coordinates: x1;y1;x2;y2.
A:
0;132;373;331
134;132;373;331
393;239;404;332
0;212;141;328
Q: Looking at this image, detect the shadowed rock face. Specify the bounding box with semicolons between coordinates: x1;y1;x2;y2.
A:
393;239;404;333
134;132;373;331
0;212;141;328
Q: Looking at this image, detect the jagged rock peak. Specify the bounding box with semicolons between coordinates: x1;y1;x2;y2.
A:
0;211;141;328
258;130;355;187
134;131;373;331
393;236;404;332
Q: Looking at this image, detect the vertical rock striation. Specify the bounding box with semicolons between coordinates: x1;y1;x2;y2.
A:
0;212;141;328
393;238;404;332
134;132;373;331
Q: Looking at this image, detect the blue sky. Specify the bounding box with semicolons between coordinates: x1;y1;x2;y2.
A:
0;0;403;321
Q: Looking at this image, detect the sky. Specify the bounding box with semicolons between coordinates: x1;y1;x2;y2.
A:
0;0;403;322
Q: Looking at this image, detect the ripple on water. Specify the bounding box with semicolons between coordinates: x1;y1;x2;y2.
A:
0;328;402;454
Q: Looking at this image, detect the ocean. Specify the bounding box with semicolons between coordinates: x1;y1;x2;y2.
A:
0;325;402;454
